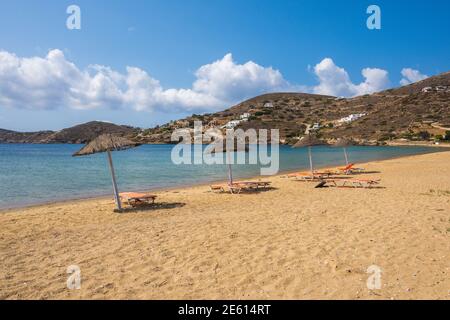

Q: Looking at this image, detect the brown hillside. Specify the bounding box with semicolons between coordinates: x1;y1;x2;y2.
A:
141;72;449;144
0;121;138;144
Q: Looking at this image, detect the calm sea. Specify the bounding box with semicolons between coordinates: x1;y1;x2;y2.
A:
0;144;445;209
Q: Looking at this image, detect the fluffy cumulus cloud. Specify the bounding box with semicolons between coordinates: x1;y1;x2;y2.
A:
192;53;290;102
0;49;425;113
0;50;292;112
400;68;428;86
312;58;390;97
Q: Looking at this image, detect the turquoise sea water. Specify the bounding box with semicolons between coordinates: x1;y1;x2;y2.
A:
0;144;445;209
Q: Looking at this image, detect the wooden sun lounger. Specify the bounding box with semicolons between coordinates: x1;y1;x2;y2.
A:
119;192;157;207
236;181;272;189
287;171;331;178
210;183;247;194
292;174;329;182
228;182;270;193
336;163;366;175
288;170;333;180
210;181;271;194
210;185;225;193
326;178;381;189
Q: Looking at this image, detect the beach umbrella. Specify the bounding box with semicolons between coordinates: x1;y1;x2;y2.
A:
227;143;251;185
207;142;249;185
292;134;326;175
333;138;354;165
73;134;141;211
226;150;233;185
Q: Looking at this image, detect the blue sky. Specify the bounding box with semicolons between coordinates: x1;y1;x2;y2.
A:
0;0;449;131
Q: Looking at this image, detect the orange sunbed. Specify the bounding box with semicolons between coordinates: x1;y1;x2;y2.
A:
337;163;366;174
326;178;381;189
120;192;157;207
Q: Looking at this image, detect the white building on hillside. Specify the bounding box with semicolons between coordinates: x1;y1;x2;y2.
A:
240;113;251;121
338;113;367;124
222;120;242;129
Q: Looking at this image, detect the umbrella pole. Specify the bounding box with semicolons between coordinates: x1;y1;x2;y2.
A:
227;151;233;185
308;146;314;175
343;147;349;165
107;150;122;212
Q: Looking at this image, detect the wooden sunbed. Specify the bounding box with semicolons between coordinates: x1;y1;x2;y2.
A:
337;163;366;175
326;178;381;189
289;173;330;182
287;171;331;178
119;192;157;207
236;181;271;189
210;185;225;193
210;181;272;194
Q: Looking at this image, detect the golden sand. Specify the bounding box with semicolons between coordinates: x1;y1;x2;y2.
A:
1;151;449;300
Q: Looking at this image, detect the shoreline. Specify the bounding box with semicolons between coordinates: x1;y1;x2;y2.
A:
1;149;448;213
386;141;450;148
1;151;450;299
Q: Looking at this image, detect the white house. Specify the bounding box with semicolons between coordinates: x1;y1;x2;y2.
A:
240;113;251;121
338;113;367;124
222;120;242;129
263;102;274;108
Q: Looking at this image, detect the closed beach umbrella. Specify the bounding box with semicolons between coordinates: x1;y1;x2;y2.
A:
333;138;354;165
226;144;250;185
226;150;233;185
73;134;141;211
207;141;248;185
292;134;326;175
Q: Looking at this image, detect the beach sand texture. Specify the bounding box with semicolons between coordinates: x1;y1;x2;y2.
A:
0;151;449;300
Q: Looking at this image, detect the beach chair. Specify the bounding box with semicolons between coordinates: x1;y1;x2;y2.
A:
287;171;330;179
255;181;271;189
290;172;329;182
210;185;226;193
211;181;272;194
326;178;381;189
337;163;365;175
337;163;355;174
228;183;247;194
119;192;157;207
229;181;272;193
236;181;272;189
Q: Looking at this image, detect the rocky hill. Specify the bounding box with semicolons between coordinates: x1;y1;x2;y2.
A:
0;121;138;144
1;72;449;145
140;72;450;145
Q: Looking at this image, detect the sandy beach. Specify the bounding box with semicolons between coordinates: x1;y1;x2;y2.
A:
0;151;449;300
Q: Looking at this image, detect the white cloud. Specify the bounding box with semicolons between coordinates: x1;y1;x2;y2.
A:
192;53;290;102
400;68;428;86
0;50;421;114
0;50;291;113
312;58;390;97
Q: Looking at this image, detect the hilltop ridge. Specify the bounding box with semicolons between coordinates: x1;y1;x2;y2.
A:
1;72;449;145
139;71;450;145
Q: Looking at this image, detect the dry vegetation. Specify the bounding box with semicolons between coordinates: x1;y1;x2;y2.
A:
140;72;450;145
1;72;449;145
